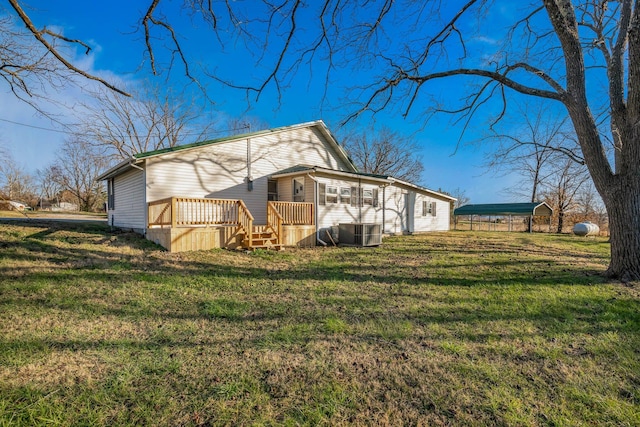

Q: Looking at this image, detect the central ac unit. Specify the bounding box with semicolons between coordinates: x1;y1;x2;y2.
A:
338;223;382;246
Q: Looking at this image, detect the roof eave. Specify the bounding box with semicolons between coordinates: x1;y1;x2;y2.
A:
96;158;144;181
389;178;457;201
271;166;390;184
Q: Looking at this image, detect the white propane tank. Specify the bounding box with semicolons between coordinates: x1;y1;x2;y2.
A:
573;222;600;236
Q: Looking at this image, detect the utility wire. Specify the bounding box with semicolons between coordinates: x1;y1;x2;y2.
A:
0;117;69;133
0;117;247;138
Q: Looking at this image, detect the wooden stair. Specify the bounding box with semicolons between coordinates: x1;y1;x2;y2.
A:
246;225;283;250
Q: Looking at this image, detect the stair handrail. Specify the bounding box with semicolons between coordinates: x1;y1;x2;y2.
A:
267;201;284;245
237;200;254;249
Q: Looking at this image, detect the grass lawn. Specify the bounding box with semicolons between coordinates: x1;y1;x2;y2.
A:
0;220;638;426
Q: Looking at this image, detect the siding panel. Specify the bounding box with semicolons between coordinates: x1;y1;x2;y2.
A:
145;126;352;224
111;168;145;230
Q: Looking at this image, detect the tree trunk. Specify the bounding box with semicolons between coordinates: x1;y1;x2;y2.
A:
556;210;564;234
605;187;640;281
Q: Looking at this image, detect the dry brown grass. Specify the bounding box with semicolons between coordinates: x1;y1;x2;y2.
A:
0;219;638;426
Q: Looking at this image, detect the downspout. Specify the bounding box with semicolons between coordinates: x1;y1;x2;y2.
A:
380;182;391;234
358;178;362;223
306;172;327;246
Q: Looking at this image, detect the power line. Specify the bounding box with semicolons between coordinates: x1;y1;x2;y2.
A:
0;117;69;133
0;117;250;139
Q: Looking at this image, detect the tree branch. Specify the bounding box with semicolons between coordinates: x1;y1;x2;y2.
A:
8;0;130;97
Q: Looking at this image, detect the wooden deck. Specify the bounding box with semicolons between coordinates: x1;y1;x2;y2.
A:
146;198;315;252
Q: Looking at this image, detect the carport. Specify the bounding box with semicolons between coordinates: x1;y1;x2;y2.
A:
453;202;553;232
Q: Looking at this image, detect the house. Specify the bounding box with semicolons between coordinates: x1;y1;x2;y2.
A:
97;120;455;252
8;201;30;211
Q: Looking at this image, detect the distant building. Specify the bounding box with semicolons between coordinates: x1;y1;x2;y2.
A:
8;200;30;211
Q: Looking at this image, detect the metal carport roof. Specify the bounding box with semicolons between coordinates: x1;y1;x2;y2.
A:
453;202;553;217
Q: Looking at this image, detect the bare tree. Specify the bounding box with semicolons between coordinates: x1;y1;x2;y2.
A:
574;182;609;232
575;183;604;222
448;187;470;228
450;187;470;209
1;4;128;112
0;148;36;204
53;139;110;211
342;127;424;182
487;106;578;203
76;86;213;160
542;157;591;233
36;165;64;204
6;1;640;278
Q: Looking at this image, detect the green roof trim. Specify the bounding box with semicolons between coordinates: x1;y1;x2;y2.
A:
453;202;553;216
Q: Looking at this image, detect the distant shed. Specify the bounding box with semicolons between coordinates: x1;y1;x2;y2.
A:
453;202;553;232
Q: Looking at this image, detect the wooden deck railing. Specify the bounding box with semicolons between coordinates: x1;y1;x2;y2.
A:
148;197;254;247
266;202;284;244
270;201;314;225
148;198;312;249
148;197;173;227
236;200;254;248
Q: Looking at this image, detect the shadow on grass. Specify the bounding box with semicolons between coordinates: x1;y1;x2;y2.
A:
1;221;636;344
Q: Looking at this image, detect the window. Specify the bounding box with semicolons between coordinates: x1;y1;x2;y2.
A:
326;186;338;204
293;178;305;202
361;188;380;206
363;188;373;205
340;187;351;205
107;179;115;210
319;183;326;206
268;179;278;201
422;200;437;216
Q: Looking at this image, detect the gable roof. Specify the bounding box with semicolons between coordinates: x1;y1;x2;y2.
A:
271;165;456;202
453;202;553;216
97;120;356;181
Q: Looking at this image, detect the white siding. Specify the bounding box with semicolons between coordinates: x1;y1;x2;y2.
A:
145;126;351;224
383;185;408;234
380;183;452;234
315;176;384;229
309;175;451;233
412;193;451;232
109;168;145;230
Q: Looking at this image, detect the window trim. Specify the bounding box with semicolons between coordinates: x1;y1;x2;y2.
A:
267;179;278;201
340;187;351;205
293;178;305;202
362;188;374;206
326;185;338;204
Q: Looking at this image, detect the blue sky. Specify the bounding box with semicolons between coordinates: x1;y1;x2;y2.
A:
0;1;541;203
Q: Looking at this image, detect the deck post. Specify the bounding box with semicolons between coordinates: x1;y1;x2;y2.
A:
171;197;177;228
